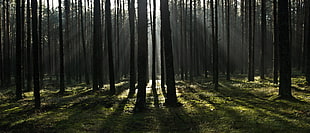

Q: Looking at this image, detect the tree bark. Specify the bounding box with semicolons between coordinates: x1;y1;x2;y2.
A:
278;0;292;98
135;0;148;111
161;0;178;106
128;0;136;95
16;0;23;100
59;0;65;94
32;0;41;109
106;0;116;95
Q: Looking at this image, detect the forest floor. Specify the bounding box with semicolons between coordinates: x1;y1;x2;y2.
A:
1;75;310;133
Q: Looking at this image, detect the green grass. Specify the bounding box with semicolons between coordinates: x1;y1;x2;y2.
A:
1;76;310;132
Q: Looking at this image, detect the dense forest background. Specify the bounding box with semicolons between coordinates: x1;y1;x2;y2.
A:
0;0;310;132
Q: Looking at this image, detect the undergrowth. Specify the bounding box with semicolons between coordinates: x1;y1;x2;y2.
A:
0;75;310;132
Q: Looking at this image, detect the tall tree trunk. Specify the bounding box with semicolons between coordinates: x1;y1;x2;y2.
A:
65;0;70;83
79;0;89;85
273;0;279;84
248;0;254;81
261;0;266;79
135;0;147;111
203;0;207;78
93;0;102;90
212;0;219;89
59;0;65;94
305;1;310;83
151;0;158;103
47;0;51;77
278;0;292;98
32;0;41;109
0;0;2;87
39;0;43;89
128;0;136;95
16;0;23;100
189;0;193;82
26;0;32;91
106;0;116;95
225;0;230;80
161;0;178;106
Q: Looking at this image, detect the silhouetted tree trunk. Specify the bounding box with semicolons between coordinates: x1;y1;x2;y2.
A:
79;0;89;85
225;0;230;80
128;0;136;95
39;0;43;89
106;0;116;94
16;0;23;100
59;0;65;94
189;0;193;82
65;0;70;83
273;0;279;84
241;0;245;74
212;0;219;89
32;0;41;109
203;0;207;78
0;2;2;87
248;0;254;81
278;0;292;98
135;0;147;111
4;0;11;86
151;0;158;101
305;1;310;84
26;0;32;91
161;0;178;106
260;0;266;79
47;0;51;77
93;0;102;90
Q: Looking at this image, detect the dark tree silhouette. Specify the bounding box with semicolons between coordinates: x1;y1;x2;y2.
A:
16;0;23;100
306;1;310;84
26;0;32;92
59;0;65;94
93;0;102;90
161;0;178;106
128;0;136;95
32;0;41;109
225;0;230;80
135;0;147;111
105;0;116;95
278;0;292;98
248;0;254;81
79;0;89;85
273;0;279;84
260;0;266;79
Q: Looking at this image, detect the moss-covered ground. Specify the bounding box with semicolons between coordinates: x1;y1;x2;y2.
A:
1;75;310;132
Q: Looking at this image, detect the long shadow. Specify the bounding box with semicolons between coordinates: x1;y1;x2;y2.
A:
178;81;310;132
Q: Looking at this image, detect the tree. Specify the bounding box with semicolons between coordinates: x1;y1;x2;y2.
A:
161;0;178;106
79;0;89;85
151;0;158;102
106;0;116;95
16;0;23;100
225;0;230;80
93;0;102;90
260;0;266;79
212;0;219;89
32;0;41;109
59;0;65;94
0;0;2;87
135;0;147;111
305;1;310;84
64;0;70;83
278;0;292;98
273;0;279;84
248;0;254;81
26;0;32;92
128;0;136;95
